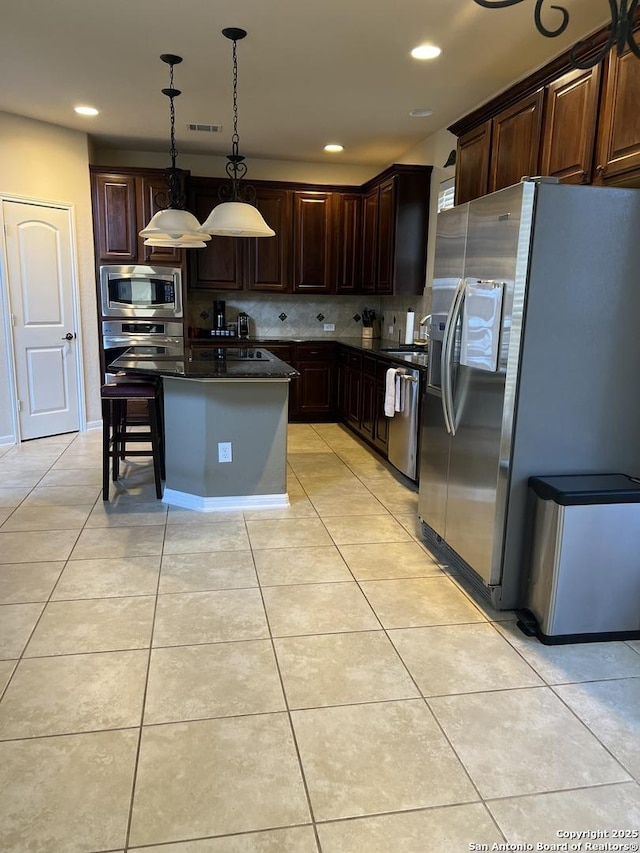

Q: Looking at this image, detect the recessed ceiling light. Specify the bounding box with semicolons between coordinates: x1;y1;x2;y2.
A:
74;105;99;116
409;108;434;118
324;144;344;153
411;44;442;60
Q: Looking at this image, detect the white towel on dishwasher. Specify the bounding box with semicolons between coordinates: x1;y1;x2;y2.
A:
384;368;400;417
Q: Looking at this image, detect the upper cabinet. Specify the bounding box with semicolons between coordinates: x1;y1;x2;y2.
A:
594;34;640;184
246;187;292;292
90;167;184;266
540;66;601;185
335;192;362;295
91;166;431;296
360;165;432;296
489;90;544;193
455;121;491;205
183;165;431;296
292;191;334;293
450;15;640;200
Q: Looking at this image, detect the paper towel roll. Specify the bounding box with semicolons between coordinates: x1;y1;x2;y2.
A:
404;311;415;344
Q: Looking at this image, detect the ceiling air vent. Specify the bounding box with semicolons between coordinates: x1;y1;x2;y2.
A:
187;123;223;133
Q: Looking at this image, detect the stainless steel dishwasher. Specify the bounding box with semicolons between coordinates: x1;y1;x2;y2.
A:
387;366;421;481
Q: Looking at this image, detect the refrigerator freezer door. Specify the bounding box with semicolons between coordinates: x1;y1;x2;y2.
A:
444;185;528;585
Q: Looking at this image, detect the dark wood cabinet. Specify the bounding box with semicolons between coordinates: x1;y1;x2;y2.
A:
187;180;243;290
360;187;379;293
246;188;292;292
91;168;186;266
359;166;432;296
359;355;377;441
336;346;402;457
92;172;138;263
293;343;336;418
292;192;334;293
489;90;544;193
450;13;640;199
138;175;183;264
335;193;362;294
375;178;395;295
540;66;601;184
455;121;491;204
374;361;391;454
594;36;640;184
346;351;363;428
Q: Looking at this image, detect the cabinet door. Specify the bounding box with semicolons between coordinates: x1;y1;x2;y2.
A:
246;188;292;292
337;355;350;421
360;355;377;440
540;66;601;184
489;90;544;192
335;193;362;294
376;178;395;295
138;174;183;264
92;173;138;262
360;187;378;293
374;376;389;453
293;192;334;293
346;352;362;427
187;185;244;290
455;121;491;204
594;39;640;183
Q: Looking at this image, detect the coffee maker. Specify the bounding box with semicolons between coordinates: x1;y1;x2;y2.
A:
237;312;250;339
213;300;226;331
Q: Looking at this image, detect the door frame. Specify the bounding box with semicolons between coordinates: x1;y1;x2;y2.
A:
0;192;87;443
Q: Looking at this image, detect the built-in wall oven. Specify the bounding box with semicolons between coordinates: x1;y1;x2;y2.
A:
100;265;183;318
102;320;184;380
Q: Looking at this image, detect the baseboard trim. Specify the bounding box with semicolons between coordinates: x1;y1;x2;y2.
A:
162;489;290;512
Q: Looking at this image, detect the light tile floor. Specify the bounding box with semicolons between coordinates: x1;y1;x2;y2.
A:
0;423;639;852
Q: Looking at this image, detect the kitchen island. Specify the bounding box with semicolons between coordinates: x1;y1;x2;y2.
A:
109;347;299;512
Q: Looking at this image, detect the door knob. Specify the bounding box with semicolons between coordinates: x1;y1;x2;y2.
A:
62;332;76;340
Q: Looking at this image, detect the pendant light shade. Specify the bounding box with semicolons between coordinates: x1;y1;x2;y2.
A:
140;208;210;240
200;201;275;237
138;54;206;247
200;28;274;238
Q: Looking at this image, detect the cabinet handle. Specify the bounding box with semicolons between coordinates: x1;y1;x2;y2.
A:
595;164;605;175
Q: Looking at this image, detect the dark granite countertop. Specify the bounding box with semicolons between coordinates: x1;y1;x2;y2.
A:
189;335;429;369
109;346;299;380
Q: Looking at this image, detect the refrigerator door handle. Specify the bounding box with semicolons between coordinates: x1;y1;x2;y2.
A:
441;278;467;436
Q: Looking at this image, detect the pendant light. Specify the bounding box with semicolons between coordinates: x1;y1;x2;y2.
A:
200;29;275;237
139;54;210;247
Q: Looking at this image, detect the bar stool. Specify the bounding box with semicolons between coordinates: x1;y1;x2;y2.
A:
101;378;165;501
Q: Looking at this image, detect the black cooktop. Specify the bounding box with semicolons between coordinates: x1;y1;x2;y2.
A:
189;347;270;362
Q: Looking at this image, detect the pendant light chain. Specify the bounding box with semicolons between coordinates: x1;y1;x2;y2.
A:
231;38;240;164
161;54;185;210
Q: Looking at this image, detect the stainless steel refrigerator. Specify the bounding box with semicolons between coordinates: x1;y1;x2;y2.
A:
418;179;640;610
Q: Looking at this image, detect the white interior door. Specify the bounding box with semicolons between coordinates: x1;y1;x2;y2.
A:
3;200;80;439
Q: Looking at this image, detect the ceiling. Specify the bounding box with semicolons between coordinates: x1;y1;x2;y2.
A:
1;0;608;168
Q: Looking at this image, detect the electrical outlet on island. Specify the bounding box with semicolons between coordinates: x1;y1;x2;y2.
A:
218;442;233;463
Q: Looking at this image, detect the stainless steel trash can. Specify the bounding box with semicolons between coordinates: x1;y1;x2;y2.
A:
520;473;640;644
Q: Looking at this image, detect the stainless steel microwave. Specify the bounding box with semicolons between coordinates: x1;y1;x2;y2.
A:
99;265;183;318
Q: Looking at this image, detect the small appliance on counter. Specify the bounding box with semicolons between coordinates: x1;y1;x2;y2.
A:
211;300;235;338
237;312;250;339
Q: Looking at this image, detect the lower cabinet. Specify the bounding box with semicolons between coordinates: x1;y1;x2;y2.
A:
336;345;394;457
293;343;336;419
265;342;336;422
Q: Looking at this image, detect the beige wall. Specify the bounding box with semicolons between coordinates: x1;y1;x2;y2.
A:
0;111;102;441
91;147;377;186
